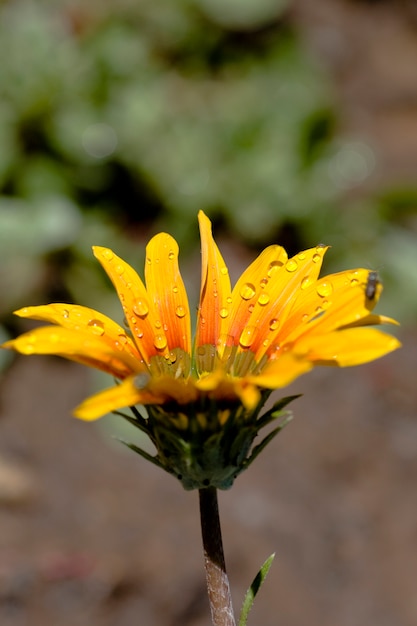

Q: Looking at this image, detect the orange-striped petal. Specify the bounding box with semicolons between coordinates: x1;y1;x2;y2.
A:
196;211;232;353
281;269;383;344
226;245;329;362
145;233;191;356
93;246;167;363
3;326;142;379
14;304;140;360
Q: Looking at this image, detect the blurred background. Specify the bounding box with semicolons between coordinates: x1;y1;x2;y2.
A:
0;1;416;625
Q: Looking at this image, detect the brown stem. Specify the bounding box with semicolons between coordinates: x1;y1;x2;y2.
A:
199;487;236;626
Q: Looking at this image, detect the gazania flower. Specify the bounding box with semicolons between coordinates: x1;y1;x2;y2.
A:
2;212;400;489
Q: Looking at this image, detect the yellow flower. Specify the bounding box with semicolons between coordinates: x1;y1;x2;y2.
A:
2;211;400;489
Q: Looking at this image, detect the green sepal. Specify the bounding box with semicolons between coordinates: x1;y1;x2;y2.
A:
243;414;293;472
256;394;301;430
119;439;167;472
239;553;275;626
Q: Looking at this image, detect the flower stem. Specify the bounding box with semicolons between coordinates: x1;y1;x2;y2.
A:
199;487;236;626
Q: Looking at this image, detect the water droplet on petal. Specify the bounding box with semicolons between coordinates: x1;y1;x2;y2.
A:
219;308;229;318
134;327;144;339
154;334;167;350
102;249;114;260
240;283;256;300
133;301;149;317
175;305;186;318
226;297;233;304
312;253;322;263
267;261;282;277
301;276;311;290
115;264;125;275
118;333;128;344
62;309;70;319
350;277;359;286
285;259;298;272
239;326;256;348
130;315;137;325
168;250;175;260
260;278;268;288
173;286;179;294
258;293;270;306
269;318;280;331
154;320;162;329
302;313;309;322
87;319;105;336
220;266;229;275
298;252;306;260
317;281;333;297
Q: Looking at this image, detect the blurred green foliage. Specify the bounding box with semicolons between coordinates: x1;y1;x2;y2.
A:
0;0;415;347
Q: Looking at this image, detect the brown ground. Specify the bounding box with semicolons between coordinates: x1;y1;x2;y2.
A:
1;2;417;626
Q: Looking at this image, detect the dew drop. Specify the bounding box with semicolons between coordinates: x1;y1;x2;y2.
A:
240;283;256;300
285;259;298;272
267;261;282;277
154;334;167;350
197;346;206;356
168;250;175;260
298;252;306;260
155;320;162;329
258;293;270;306
219;308;229;318
176;305;186;318
269;318;280;331
118;333;128;344
316;281;333;297
134;327;144;339
173;286;179;294
263;339;269;348
102;249;114;260
220;266;229;276
302;313;309;322
248;304;255;314
62;309;70;319
133;301;149;317
226;297;233;304
130;315;137;325
260;278;268;288
350;277;359;286
115;264;125;275
146;257;151;265
301;276;311;290
312;253;322;263
87;319;105;336
239;326;256;348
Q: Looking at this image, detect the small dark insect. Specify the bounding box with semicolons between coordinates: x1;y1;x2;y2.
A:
365;270;380;300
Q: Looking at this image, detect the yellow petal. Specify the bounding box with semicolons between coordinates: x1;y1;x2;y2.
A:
294;327;401;366
225;244;288;349
281;268;386;344
73;375;162;421
226;245;328;361
3;326;143;379
196;211;232;356
248;352;313;389
93;246;165;363
14;304;140;359
145;232;191;356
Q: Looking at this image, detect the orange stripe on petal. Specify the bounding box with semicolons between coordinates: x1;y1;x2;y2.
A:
226;245;288;349
145;233;191;355
196;211;232;352
93;246;164;364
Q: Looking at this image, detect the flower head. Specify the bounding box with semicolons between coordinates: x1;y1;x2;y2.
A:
2;212;400;489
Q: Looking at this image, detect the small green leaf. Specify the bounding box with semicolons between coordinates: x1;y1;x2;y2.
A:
239;553;275;626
